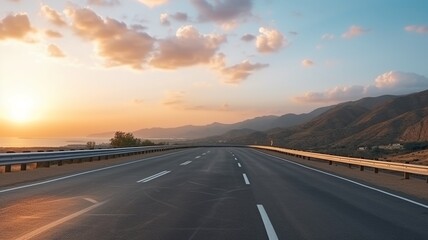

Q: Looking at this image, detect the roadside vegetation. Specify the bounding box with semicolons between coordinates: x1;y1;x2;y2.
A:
110;131;158;148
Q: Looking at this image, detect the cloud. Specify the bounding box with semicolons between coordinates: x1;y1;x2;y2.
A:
65;6;154;69
87;0;120;6
160;13;170;26
134;99;144;104
131;24;146;31
185;103;231;112
138;0;168;7
404;25;428;34
374;71;428;90
294;71;428;103
160;12;188;26
211;53;269;84
150;25;226;69
170;12;188;22
45;30;63;38
222;61;269;84
241;33;255;42
294;85;366;103
342;25;369;39
190;0;252;23
301;59;314;67
256;27;286;53
162;91;185;106
0;13;34;41
321;33;335;40
47;44;65;57
41;5;67;26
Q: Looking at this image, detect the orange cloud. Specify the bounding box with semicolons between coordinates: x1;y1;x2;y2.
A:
47;44;65;57
160;13;170;26
301;59;314;67
45;29;63;38
0;13;34;41
162;91;185;106
342;25;369;39
138;0;168;7
211;53;268;84
41;5;66;26
87;0;120;6
256;27;285;53
404;25;428;34
65;7;154;69
151;25;226;69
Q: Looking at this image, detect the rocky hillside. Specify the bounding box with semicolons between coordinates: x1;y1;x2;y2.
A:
201;90;428;151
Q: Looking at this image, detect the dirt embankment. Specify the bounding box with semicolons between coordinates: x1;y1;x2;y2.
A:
384;149;428;166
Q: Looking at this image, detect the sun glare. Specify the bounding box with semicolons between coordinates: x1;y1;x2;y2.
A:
6;94;36;123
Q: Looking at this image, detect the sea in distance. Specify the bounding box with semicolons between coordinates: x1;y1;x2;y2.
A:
0;137;112;148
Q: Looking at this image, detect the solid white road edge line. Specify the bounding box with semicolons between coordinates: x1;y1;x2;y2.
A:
257;150;428;210
257;204;279;240
0;151;183;194
15;200;107;240
137;170;171;183
243;173;250;185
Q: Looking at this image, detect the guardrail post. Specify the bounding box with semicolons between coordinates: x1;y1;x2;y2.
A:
20;163;27;171
374;168;378;173
5;165;12;172
360;166;364;171
329;161;332;165
403;172;410;179
58;160;63;166
404;161;410;179
37;162;50;168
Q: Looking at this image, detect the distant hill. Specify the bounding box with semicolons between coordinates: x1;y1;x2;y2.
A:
89;106;331;140
128;107;331;139
200;90;428;151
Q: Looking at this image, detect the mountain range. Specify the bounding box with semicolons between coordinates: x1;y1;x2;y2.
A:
199;89;428;150
90;89;428;152
90;105;332;139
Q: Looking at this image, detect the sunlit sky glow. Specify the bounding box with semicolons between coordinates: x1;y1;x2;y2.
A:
1;0;427;138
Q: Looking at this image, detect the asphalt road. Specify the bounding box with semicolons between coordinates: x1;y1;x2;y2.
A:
1;147;427;240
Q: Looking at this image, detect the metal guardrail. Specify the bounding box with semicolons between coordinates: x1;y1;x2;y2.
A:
0;146;181;173
250;145;428;179
3;144;427;180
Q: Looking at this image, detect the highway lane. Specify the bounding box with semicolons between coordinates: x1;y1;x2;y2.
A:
1;148;267;240
0;147;427;240
234;148;428;240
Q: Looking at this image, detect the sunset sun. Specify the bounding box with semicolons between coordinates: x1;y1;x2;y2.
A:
6;95;36;123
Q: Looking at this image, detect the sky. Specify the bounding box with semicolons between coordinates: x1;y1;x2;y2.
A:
0;0;428;138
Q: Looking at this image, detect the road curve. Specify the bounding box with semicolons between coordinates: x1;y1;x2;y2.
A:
1;147;427;240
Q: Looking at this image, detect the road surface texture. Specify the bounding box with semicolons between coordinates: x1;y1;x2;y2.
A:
1;147;427;240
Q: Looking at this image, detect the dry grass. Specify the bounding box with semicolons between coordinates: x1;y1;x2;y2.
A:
385;149;428;165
